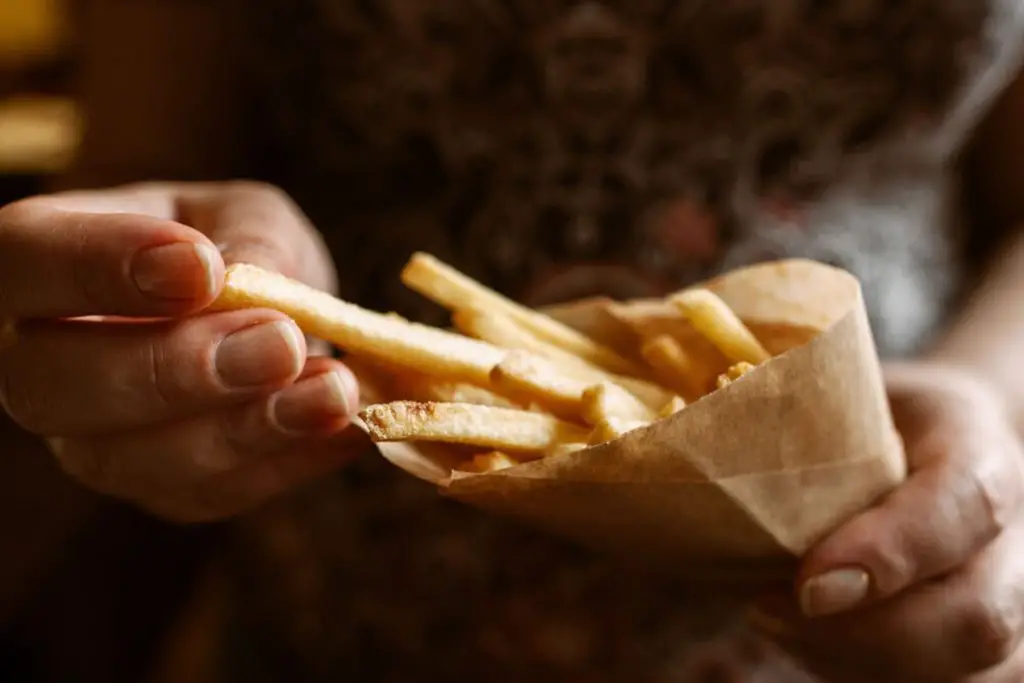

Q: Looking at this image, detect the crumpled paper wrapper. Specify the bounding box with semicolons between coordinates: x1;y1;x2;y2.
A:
366;260;907;579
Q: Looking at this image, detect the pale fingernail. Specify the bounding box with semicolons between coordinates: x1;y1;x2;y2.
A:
270;370;354;435
216;321;304;388
132;243;220;300
799;568;870;617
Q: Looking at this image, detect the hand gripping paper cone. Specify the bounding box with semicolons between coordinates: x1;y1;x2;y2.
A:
371;260;907;579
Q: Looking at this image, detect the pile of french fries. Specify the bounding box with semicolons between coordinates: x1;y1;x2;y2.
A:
213;253;776;474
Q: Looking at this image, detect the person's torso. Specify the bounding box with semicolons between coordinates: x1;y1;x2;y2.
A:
224;3;1024;681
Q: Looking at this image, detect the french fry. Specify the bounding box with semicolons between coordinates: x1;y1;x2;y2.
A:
455;307;674;409
716;361;757;389
546;442;588;458
490;352;652;423
456;451;520;473
401;253;648;377
640;335;708;401
212;264;505;386
658;395;687;418
360;401;589;453
588;417;650;445
389;370;522;409
671;289;771;365
580;382;657;427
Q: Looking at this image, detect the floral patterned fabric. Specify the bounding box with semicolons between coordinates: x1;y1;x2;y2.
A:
218;2;1024;681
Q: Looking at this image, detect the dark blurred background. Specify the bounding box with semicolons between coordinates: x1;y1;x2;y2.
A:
0;3;214;681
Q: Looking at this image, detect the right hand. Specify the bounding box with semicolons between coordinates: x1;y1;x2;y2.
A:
0;182;364;522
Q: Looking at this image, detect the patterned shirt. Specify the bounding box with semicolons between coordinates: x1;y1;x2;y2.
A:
219;2;1024;681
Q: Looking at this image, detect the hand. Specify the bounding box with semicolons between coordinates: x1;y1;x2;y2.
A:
0;182;363;522
753;362;1024;682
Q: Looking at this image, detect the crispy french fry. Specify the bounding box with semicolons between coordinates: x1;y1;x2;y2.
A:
456;451;520;473
580;382;657;426
401;253;648;377
640;335;708;401
716;361;757;389
671;289;771;365
389;370;522;409
588;417;650;445
455;307;674;409
546;442;588;458
360;401;589;453
213;264;505;386
658;395;687;418
490;351;652;422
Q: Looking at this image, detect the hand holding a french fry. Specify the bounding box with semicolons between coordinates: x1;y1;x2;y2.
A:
0;182;364;521
754;364;1024;683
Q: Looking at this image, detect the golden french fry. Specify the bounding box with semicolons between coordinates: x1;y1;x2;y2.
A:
490;351;652;422
588;417;650;445
212;264;505;386
360;401;589;453
545;442;588;458
401;253;648;377
716;361;757;390
489;352;590;418
455;307;673;409
671;289;771;365
640;335;709;401
580;381;657;427
658;395;687;418
389;370;522;409
456;451;520;473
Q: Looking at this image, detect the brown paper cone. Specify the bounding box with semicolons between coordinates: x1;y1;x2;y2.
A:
371;260;907;578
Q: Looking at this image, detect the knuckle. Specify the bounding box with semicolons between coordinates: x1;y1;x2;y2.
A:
957;593;1019;671
964;453;1017;539
142;336;177;414
223;180;291;207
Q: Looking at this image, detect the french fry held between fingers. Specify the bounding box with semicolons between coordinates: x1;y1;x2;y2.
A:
212;264;505;386
454;307;673;410
401;252;649;377
670;289;771;365
360;401;590;454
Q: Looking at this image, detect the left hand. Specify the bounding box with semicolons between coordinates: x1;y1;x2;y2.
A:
753;361;1024;682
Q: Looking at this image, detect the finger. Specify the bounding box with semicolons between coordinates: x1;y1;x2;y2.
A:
757;522;1024;681
176;182;337;293
0;196;223;318
50;359;361;520
797;403;1024;617
0;310;307;435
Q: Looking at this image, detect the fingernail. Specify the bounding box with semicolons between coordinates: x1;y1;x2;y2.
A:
216;321;304;388
132;243;220;300
269;370;354;435
799;568;870;617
